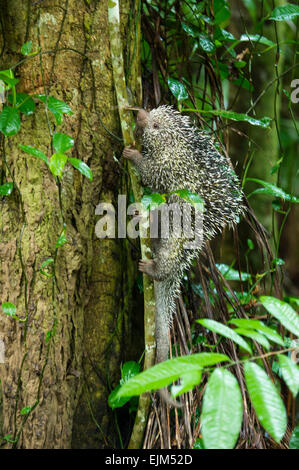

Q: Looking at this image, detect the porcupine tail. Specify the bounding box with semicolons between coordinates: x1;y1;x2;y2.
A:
154;278;183;408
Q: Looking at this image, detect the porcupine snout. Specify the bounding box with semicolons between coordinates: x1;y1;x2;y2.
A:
134;108;149;137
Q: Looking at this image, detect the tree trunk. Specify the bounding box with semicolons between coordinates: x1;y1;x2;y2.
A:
0;0;140;448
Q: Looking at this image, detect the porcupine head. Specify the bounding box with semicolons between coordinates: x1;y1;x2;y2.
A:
123;106;244;403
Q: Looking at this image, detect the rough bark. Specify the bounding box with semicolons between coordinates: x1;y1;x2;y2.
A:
0;0;139;449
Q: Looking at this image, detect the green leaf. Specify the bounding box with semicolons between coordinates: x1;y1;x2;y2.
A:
40;258;54;278
20;406;32;415
141;192;166;210
21;40;33;56
193;438;205;449
53;133;74;153
228;319;284;347
108;384;132;409
68;157;93;181
0;70;19;88
0;182;13;196
247;178;299;203
167;78;188;101
171;369;202;397
213;0;231;25
0;107;21;136
205;110;271;128
1;302;16;317
49;153;68;178
201;368;243;449
110;353;230;402
269;4;299;21
182;23;200;38
8;92;35;115
233;328;270;351
290;425;299;449
214;28;235;42
216;263;251;281
198;33;216;53
173;189;204;207
121;361;141;384
197;319;252;354
284;297;299;309
277;355;299;398
19;144;49;165
108;361;141;409
244;362;287;443
56;226;67;248
239;34;275;47
234;60;247;69
34;94;73;125
232;76;254;92
260;296;299;337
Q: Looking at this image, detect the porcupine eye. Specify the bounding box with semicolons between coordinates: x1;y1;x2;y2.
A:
153;122;159;129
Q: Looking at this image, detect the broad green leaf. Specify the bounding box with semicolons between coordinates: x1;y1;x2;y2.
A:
1;302;16;317
0;70;19;88
0;107;20;136
216;263;251;281
109;361;141;409
290;425;299;449
198;33;216;53
232;76;254;92
277;355;299;398
21;40;33;56
8;92;35;115
171;369;202;397
247;178;299;203
270;4;299;21
53;133;74;153
182;23;200;38
201;368;243;449
214;28;235;42
0;182;13;196
49;153;68;178
240;34;275;46
284;297;299;309
110;353;230;402
260;296;299;337
108;384;132;409
193;438;205;449
244;362;287;443
34;94;73;125
121;361;141;384
197;318;252;354
68;157;93;181
204;110;271;128
234;60;246;69
19;144;48;165
228;319;284;346
233;328;270;351
167;78;188;101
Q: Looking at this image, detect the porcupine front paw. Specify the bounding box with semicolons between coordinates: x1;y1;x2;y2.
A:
123;147;142;163
138;259;156;278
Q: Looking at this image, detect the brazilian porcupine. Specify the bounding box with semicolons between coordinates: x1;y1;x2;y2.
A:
123;105;244;404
